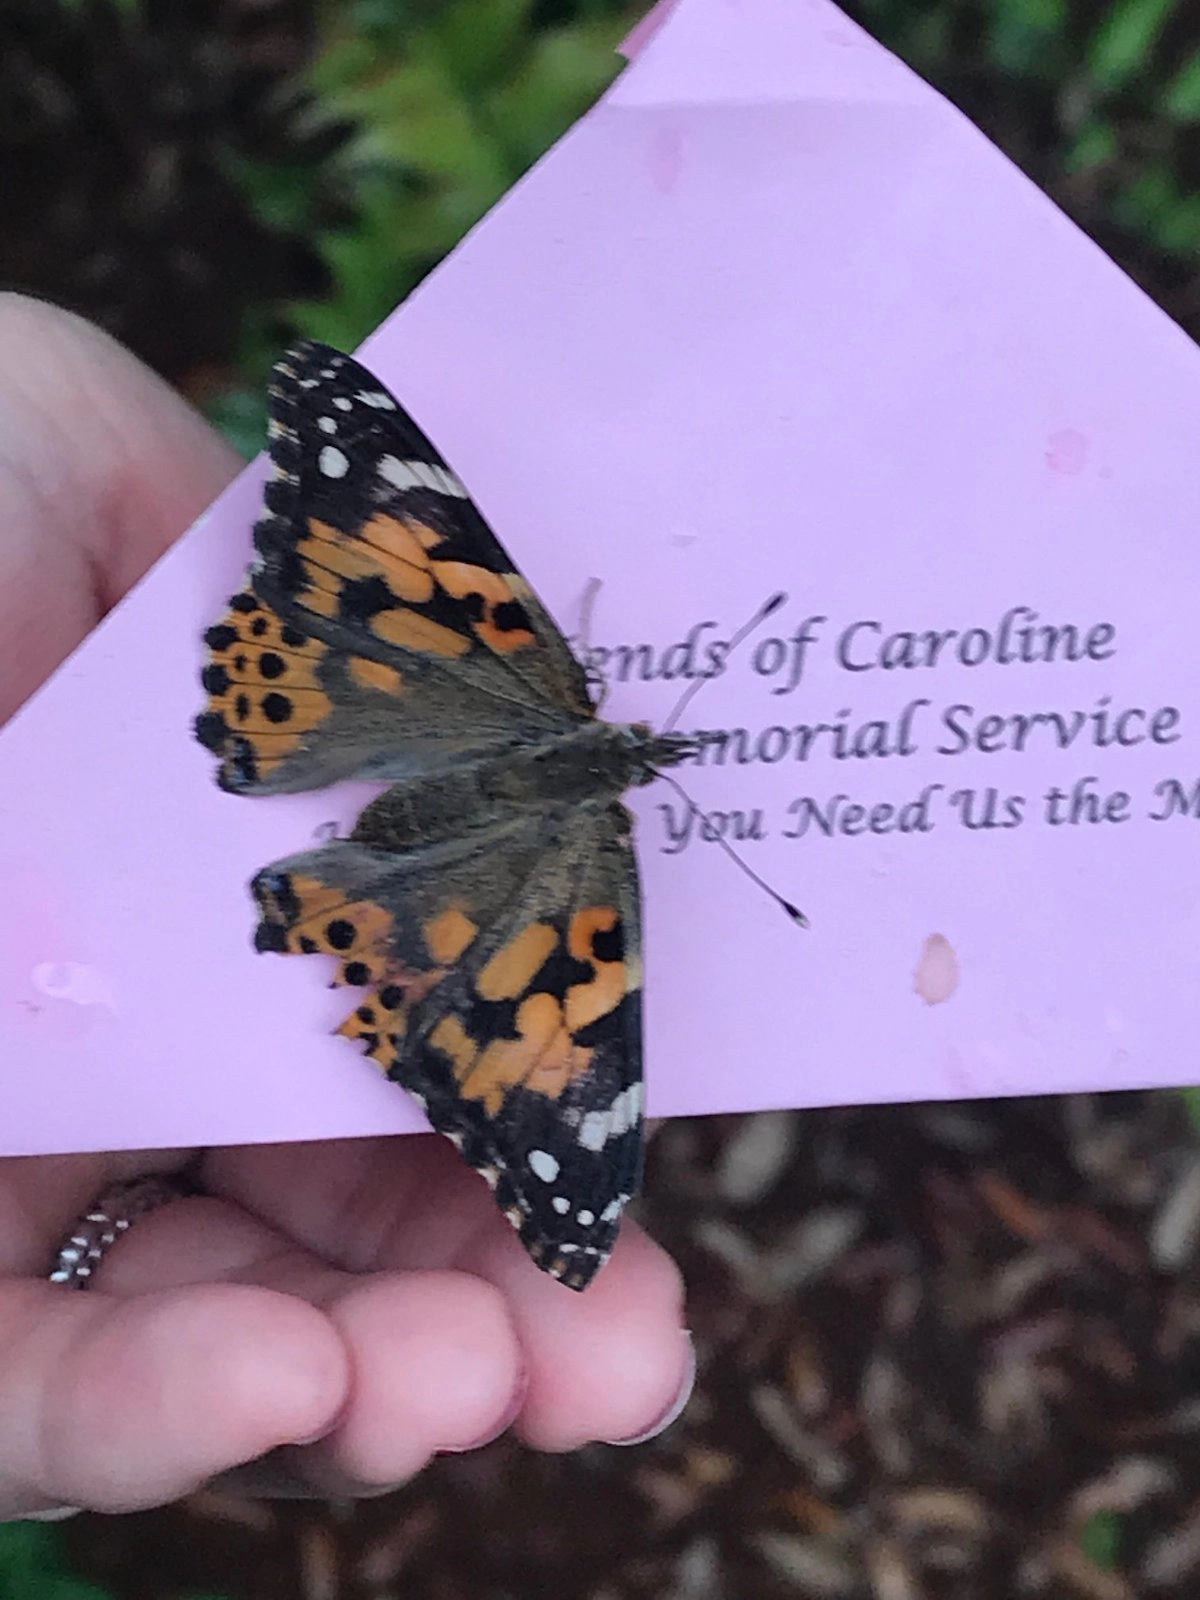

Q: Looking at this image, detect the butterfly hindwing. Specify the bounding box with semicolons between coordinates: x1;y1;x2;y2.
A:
250;796;644;1290
196;341;593;795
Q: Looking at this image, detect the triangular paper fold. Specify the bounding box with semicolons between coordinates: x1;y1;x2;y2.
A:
4;0;1200;1156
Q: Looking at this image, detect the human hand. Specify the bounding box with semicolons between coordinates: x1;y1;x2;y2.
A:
0;295;691;1519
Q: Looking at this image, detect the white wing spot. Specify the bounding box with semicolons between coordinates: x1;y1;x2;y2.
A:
579;1111;608;1153
378;455;467;498
332;396;352;411
318;445;349;478
356;389;397;410
576;1209;595;1227
601;1196;625;1224
528;1149;560;1184
317;416;337;435
578;1084;643;1152
552;1195;570;1215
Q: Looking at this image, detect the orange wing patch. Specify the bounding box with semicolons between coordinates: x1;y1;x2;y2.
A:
371;608;470;658
348;657;404;694
565;907;627;1033
432;563;537;655
303;516;433;603
289;513;536;659
423;907;479;965
433;991;596;1117
477;922;558;1000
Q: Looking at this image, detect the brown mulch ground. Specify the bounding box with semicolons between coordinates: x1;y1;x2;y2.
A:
67;1093;1200;1598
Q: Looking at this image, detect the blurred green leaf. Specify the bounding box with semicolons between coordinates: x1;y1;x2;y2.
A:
1089;0;1176;91
1064;118;1118;172
1080;1510;1124;1571
900;5;952;68
0;1522;113;1600
429;0;536;94
0;1521;237;1600
1108;163;1200;253
988;0;1068;76
1164;48;1200;118
488;19;626;167
205;385;269;460
1149;193;1200;251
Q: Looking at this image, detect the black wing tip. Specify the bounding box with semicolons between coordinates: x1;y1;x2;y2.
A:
278;336;346;368
275;339;390;391
253;921;289;954
524;1231;617;1292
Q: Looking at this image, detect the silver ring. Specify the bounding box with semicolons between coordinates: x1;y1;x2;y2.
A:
48;1174;191;1288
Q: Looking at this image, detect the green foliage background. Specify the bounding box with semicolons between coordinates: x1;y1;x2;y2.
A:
208;0;643;452
201;0;1200;454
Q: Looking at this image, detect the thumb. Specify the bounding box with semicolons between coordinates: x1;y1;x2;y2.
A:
0;294;242;724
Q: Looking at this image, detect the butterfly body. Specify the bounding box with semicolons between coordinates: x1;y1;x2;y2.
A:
195;341;693;1288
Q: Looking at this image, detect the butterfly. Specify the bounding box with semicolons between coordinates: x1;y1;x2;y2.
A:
194;341;697;1289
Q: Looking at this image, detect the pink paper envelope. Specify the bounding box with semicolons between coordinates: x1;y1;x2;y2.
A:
4;0;1200;1157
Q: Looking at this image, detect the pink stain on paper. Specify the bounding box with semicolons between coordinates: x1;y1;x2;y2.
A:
648;125;686;195
915;934;959;1005
1045;427;1089;475
0;861;115;1040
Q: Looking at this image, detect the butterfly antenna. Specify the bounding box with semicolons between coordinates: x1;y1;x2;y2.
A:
663;590;788;733
659;773;808;928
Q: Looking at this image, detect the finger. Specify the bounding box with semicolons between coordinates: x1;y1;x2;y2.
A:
204;1135;692;1453
0;1278;347;1517
280;1270;525;1492
462;1217;693;1451
0;293;240;722
74;1191;527;1493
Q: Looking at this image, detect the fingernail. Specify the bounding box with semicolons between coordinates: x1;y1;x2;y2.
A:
438;1365;529;1455
604;1330;695;1447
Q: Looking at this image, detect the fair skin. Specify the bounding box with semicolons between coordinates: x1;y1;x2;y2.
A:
0;295;690;1520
